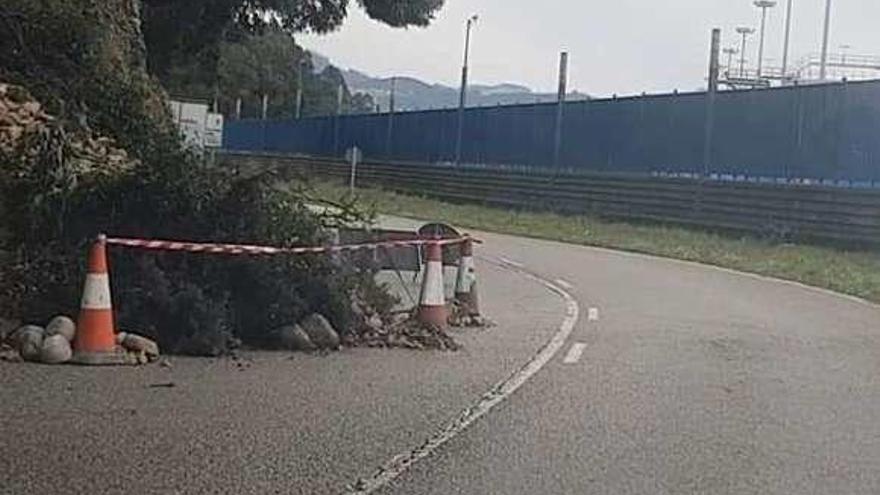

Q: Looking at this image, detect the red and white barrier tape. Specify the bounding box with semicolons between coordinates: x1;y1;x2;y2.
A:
104;236;473;256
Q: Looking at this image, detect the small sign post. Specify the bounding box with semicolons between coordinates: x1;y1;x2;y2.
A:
346;146;362;194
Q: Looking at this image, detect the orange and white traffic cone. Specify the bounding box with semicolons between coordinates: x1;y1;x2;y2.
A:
72;234;126;365
454;238;480;317
417;240;448;327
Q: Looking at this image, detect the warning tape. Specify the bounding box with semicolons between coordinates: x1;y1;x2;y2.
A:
104;236;474;256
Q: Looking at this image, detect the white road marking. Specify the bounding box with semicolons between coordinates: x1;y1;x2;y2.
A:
498;256;524;269
563;343;587;364
347;255;581;494
554;278;574;290
588;307;599;321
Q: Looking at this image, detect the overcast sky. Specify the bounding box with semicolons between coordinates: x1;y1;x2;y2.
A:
299;0;879;96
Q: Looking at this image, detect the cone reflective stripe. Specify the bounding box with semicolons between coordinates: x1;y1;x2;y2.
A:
417;241;447;327
454;238;480;316
73;235;126;365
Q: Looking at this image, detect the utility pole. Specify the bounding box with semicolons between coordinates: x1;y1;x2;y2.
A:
261;93;268;120
754;1;777;79
552;51;568;169
703;28;721;175
781;0;794;78
736;27;755;77
235;97;242;120
386;76;396;158
333;83;344;155
455;14;478;166
295;59;305;119
819;0;832;80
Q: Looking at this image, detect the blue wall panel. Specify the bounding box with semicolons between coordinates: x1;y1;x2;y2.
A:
223;80;880;181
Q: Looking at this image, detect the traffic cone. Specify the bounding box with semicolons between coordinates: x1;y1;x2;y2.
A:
454;238;480;317
417;240;447;327
72;234;126;365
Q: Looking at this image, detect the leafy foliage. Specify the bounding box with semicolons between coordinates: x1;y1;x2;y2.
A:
213;30;375;119
142;0;443;101
0;0;389;355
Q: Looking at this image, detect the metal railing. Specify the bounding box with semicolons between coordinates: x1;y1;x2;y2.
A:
222;151;880;246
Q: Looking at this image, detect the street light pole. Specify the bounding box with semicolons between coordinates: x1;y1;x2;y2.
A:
819;0;832;80
781;0;794;78
455;14;478;166
736;27;755;77
754;1;777;79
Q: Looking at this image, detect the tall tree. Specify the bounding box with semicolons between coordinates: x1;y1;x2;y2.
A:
142;0;445;84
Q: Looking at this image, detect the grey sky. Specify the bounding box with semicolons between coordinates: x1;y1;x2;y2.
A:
299;0;879;96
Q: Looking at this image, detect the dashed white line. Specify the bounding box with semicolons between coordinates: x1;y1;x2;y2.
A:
588;307;599;321
347;255;580;494
498;256;524;269
554;278;574;290
563;343;587;364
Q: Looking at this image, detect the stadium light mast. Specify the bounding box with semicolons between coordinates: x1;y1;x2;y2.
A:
754;0;777;79
840;43;852;65
723;47;739;76
455;14;479;166
736;27;756;77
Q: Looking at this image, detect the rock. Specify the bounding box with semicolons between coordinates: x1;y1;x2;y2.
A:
119;333;159;358
40;334;72;364
276;324;316;351
45;316;76;342
12;325;44;362
115;332;128;344
300;314;340;350
0;318;20;344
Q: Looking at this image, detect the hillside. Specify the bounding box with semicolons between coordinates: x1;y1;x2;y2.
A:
310;53;588;111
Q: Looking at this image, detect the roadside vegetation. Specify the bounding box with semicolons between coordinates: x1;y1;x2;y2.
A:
0;0;448;356
314;181;880;303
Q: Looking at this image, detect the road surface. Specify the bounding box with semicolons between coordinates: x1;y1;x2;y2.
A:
378;230;880;495
3;223;880;494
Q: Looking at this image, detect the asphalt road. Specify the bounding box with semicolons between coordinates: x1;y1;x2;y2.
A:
380;231;880;495
0;234;562;495
4;224;880;494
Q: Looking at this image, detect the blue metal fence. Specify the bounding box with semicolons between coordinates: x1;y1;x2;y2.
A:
223;79;880;181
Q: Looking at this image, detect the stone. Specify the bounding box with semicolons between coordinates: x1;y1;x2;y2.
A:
276;324;316;351
40;334;72;364
13;325;44;362
119;333;159;358
300;314;340;350
45;316;76;342
0;317;20;343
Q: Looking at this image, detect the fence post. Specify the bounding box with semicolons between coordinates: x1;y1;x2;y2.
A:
553;51;569;169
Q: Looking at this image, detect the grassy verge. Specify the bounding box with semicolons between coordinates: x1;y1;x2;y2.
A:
312;180;880;304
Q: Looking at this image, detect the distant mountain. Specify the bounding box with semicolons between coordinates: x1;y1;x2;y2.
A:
309;52;588;112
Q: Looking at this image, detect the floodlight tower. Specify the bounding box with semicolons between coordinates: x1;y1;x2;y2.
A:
736;27;756;77
754;0;777;78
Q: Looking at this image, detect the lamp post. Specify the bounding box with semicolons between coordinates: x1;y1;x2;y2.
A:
454;14;478;166
819;0;833;80
736;27;756;77
754;0;777;79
